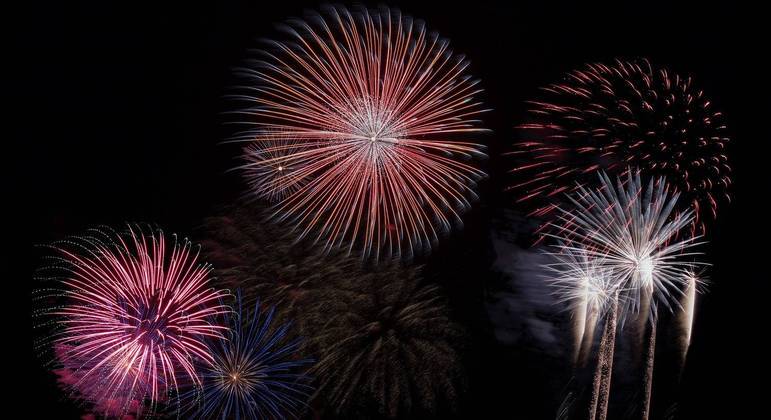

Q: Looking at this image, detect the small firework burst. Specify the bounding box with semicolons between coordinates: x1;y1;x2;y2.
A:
238;131;309;203
235;5;488;260
187;293;313;419
511;58;730;233
35;226;230;418
302;264;464;417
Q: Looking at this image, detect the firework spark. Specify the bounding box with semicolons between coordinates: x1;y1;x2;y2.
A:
38;226;230;417
239;131;309;203
511;58;730;233
235;5;489;260
188;293;313;419
545;170;707;419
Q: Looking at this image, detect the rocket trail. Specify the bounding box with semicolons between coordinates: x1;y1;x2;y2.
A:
641;317;658;420
589;296;618;420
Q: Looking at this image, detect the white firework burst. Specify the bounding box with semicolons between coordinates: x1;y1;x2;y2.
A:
544;245;620;365
545;245;619;314
547;169;707;319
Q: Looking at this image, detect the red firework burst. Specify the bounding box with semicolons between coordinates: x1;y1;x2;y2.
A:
44;226;230;417
235;5;489;260
510;58;730;234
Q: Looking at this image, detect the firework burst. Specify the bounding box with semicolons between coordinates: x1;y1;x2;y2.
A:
200;203;359;314
543;246;619;365
36;226;230;418
549;169;706;319
239;131;309;203
545;170;707;419
187;293;313;419
235;5;489;260
201;205;464;416
545;246;619;316
511;58;730;233
302;264;464;417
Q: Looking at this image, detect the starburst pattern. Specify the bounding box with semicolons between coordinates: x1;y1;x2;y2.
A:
302;264;464;417
235;5;488;260
238;131;309;203
37;226;230;417
511;58;730;233
544;246;618;315
200;203;359;314
543;245;621;366
548;169;706;318
188;293;313;419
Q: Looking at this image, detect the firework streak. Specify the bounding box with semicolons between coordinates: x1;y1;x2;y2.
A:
588;295;618;420
576;302;600;367
678;273;699;366
235;5;489;260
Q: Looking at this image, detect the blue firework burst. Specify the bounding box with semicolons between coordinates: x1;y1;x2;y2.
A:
189;293;314;419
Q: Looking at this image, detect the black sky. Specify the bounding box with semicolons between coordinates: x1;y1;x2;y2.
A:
11;1;769;418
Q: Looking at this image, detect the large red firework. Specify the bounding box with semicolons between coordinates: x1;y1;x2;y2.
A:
235;5;488;260
510;58;730;234
45;226;230;417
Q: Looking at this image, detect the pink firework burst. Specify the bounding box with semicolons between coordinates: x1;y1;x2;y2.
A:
235;5;489;260
44;226;230;418
510;58;730;234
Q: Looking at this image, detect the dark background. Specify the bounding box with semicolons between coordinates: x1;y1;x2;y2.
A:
11;1;768;418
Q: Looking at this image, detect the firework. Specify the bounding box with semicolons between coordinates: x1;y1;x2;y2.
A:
302;264;464;417
549;170;705;318
201;203;359;313
187;293;313;419
511;58;730;233
544;245;618;365
235;5;489;260
37;226;230;417
543;245;620;419
202;204;463;416
238;131;309;203
546;170;707;419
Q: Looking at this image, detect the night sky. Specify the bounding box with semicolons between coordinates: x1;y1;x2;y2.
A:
12;1;768;418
